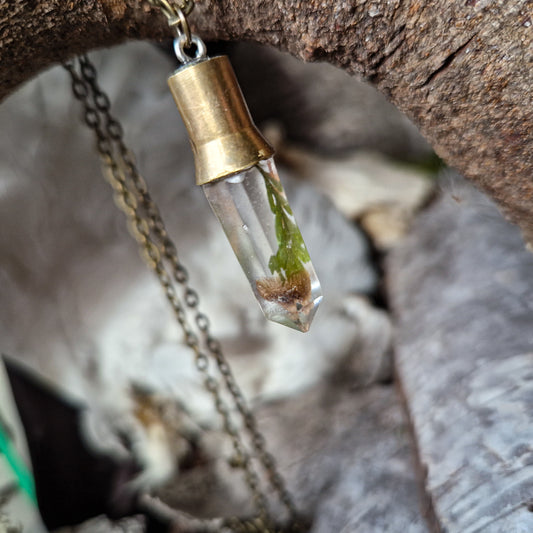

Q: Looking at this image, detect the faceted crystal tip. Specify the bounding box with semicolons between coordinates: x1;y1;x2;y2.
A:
283;293;323;332
264;292;322;332
256;270;322;333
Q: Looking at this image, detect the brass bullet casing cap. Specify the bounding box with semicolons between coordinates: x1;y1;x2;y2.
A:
168;56;275;186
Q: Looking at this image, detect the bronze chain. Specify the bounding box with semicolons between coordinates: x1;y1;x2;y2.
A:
63;50;306;533
147;0;195;17
147;0;195;45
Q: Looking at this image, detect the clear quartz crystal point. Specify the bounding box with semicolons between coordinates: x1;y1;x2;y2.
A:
203;158;322;332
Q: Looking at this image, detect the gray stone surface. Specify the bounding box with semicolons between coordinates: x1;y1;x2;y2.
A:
387;174;533;533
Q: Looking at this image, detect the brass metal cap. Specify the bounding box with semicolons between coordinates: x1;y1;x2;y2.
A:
168;56;275;186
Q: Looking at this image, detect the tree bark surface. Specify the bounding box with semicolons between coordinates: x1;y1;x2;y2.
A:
1;1;532;242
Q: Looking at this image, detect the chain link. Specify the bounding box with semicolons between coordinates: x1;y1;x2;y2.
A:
147;0;195;17
147;0;195;45
63;54;307;533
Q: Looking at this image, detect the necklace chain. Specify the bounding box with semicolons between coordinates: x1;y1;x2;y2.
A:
63;54;306;533
147;0;195;45
147;0;195;17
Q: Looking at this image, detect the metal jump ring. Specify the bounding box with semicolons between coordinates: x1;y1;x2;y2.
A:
155;0;194;17
168;7;191;46
173;34;207;64
156;0;194;18
156;0;176;18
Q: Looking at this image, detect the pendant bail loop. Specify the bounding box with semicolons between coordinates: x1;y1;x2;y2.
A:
173;33;207;64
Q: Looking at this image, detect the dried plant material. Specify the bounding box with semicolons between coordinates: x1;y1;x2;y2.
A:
256;269;313;332
256;269;311;305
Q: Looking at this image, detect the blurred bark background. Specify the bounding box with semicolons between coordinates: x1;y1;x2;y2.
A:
1;1;532;244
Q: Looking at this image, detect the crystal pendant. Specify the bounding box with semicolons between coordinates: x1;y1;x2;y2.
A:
203;158;322;332
167;54;322;331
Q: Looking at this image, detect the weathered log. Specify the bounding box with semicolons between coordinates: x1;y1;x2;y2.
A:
256;383;430;533
1;1;532;244
387;174;533;532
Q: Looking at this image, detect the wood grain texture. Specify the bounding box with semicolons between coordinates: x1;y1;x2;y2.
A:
387;174;533;532
255;383;430;533
0;1;532;243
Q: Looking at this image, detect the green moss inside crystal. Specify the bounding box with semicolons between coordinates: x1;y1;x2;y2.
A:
257;164;311;282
